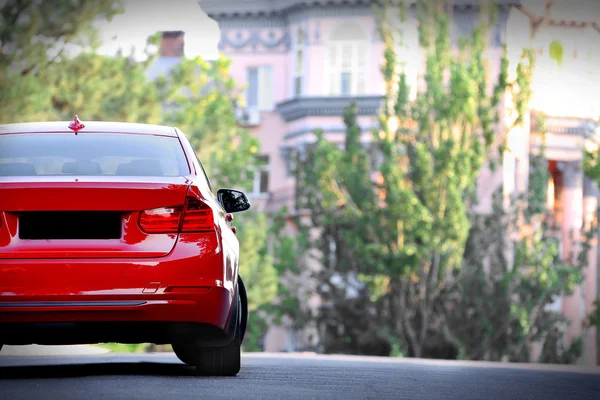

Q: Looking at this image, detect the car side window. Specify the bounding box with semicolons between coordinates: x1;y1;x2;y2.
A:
176;128;213;191
195;154;212;191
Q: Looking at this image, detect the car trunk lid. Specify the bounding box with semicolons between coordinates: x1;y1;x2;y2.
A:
0;177;190;259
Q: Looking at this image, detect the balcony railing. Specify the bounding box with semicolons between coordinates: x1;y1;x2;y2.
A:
276;96;384;122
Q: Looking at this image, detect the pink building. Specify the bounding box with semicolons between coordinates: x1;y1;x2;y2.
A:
198;0;600;364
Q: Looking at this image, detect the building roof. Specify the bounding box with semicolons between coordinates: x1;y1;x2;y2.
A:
0;121;177;137
200;0;522;17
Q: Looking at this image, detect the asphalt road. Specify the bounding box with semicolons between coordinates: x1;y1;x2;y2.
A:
1;352;599;400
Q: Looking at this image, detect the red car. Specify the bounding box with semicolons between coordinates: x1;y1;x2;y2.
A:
0;117;250;376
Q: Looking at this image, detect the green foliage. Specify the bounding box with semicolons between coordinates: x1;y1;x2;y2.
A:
0;0;123;122
265;209;312;330
513;49;535;127
450;190;586;362
236;212;278;351
0;0;123;73
583;149;600;186
47;51;162;124
527;113;548;218
160;55;260;190
527;153;550;220
95;343;150;353
589;300;600;328
277;0;543;359
450;109;590;363
549;40;564;67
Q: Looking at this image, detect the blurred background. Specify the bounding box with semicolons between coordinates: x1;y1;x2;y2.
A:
2;0;600;366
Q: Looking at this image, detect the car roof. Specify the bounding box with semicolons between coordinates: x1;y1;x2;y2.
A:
0;121;178;137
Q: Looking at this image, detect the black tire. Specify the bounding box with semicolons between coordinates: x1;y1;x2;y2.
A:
238;276;248;343
172;286;242;376
172;342;194;366
173;334;241;376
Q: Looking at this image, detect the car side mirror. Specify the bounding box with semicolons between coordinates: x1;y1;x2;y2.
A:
217;189;251;213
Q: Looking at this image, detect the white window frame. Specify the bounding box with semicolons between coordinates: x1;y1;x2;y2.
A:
251;155;270;197
246;65;274;111
325;23;370;96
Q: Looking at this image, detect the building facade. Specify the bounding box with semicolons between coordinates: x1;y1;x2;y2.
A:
196;0;600;364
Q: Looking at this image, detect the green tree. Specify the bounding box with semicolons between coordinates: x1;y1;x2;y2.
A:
446;174;590;362
0;0;123;123
265;209;313;336
286;0;535;358
159;55;260;190
45;50;162;124
588;299;600;330
236;212;278;351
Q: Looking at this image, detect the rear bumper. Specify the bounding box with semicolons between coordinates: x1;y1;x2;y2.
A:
0;287;237;346
0;236;240;345
0;287;231;324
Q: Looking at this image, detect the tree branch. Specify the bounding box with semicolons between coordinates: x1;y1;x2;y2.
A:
436;303;463;351
399;279;419;355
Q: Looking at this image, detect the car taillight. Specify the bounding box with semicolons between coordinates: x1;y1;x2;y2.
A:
181;198;214;232
139;198;214;234
139;207;182;233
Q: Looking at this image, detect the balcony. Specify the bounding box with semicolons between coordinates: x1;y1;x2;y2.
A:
276;96;384;122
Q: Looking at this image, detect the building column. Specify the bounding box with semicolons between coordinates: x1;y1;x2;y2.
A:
558;161;584;358
583;177;599;365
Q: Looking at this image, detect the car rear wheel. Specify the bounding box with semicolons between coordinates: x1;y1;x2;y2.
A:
172;284;243;376
238;276;248;343
174;333;241;376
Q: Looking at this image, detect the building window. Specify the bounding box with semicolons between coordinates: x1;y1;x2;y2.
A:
246;66;274;111
294;28;305;97
253;155;270;195
327;23;368;96
341;72;352;96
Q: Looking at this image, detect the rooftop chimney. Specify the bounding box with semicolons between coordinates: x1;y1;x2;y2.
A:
160;31;184;57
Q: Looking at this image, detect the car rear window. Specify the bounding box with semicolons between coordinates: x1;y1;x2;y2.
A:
0;133;190;177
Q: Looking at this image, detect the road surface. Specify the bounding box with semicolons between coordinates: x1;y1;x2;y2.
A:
1;351;599;399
